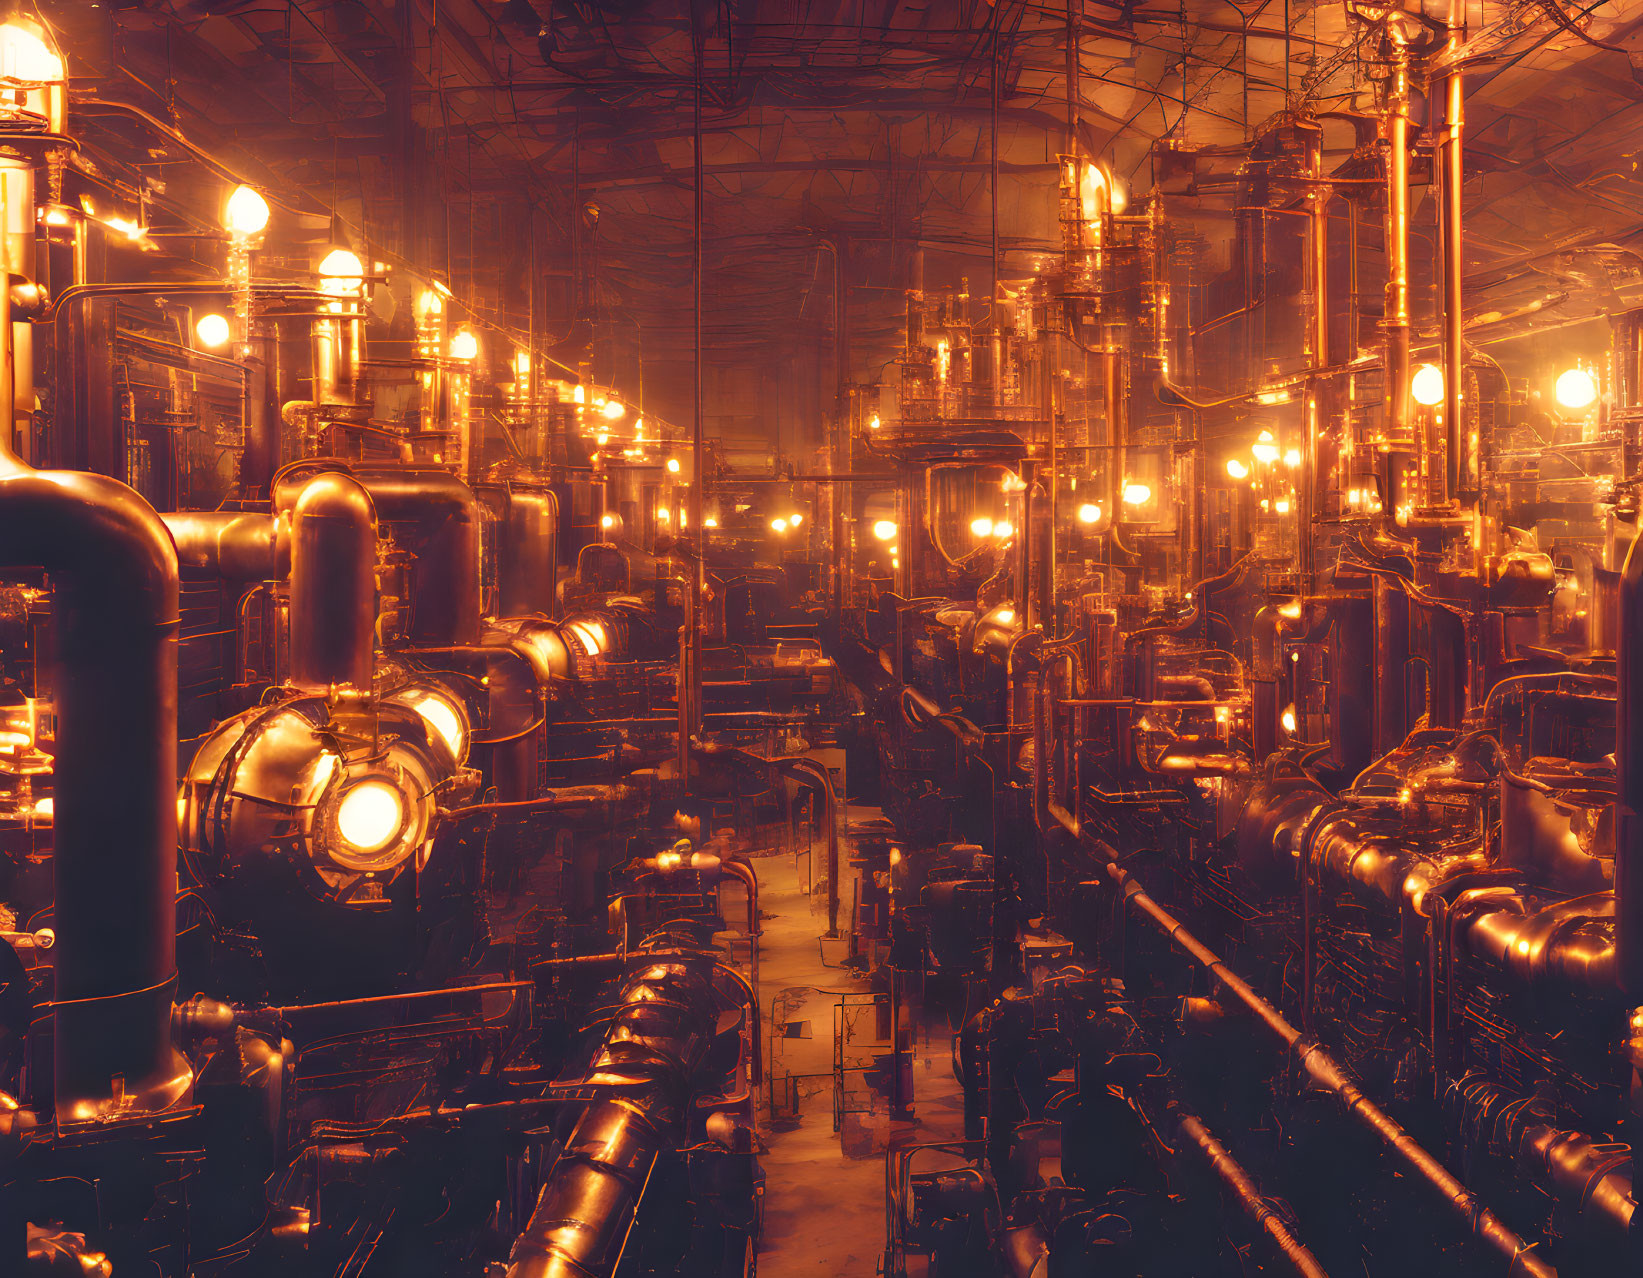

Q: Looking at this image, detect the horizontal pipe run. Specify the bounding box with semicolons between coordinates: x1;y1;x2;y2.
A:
1176;1111;1331;1278
1092;856;1558;1278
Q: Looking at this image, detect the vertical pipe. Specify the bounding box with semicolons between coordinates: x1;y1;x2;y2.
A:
1304;125;1329;584
1065;0;1080;154
1103;334;1124;536
282;473;378;691
1374;575;1410;755
1;158;34;459
681;12;705;784
1440;22;1466;503
1383;43;1412;464
1616;535;1643;996
0;244;186;1122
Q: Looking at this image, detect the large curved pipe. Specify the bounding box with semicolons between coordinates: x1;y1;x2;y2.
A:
274;472;378;691
162;510;288;580
0;446;186;1126
505;936;725;1278
353;465;481;646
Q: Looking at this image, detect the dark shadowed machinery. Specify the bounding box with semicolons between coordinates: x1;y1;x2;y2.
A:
0;1;1641;1275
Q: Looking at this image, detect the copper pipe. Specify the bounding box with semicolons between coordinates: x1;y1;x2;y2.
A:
1617;534;1643;996
276;471;378;692
1382;42;1413;455
352;465;481;647
1305;123;1328;581
162;510;289;580
1440;26;1466;503
491;484;559;618
1085;852;1558;1278
505;939;727;1278
1176;1112;1331;1278
0;395;188;1126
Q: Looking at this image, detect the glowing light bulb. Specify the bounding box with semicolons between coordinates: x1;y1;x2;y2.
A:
789;512;803;527
1226;459;1249;479
600;513;615;530
336;781;404;853
771;517;789;533
704;517;719;528
1252;431;1280;464
1122;483;1152;505
993;520;1015;539
873;520;898;541
105;216;146;242
1080;164;1107;220
413;694;466;760
602;398;626;420
224;185;270;237
0;23;63;83
1077;503;1102;524
992;608;1016;626
971;516;995;538
1555;368;1597;410
1284;449;1301;467
1281;705;1297;734
666;457;681;473
567;621;605;655
194;313;231;348
317;248;364;293
1411;364;1445;407
449;329;478;361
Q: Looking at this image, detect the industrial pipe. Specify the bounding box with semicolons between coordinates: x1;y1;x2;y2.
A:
1439;16;1466;502
353;465;482;647
1175;1111;1331;1278
1616;533;1643;996
1382;35;1413;477
505;935;730;1278
274;471;378;692
1084;848;1558;1278
0;431;188;1126
494;484;559;618
162;510;289;580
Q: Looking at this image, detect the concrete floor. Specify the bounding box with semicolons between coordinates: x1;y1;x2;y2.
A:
750;786;968;1277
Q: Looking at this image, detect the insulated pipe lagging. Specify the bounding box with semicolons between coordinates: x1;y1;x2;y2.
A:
505;939;722;1278
0;448;186;1126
